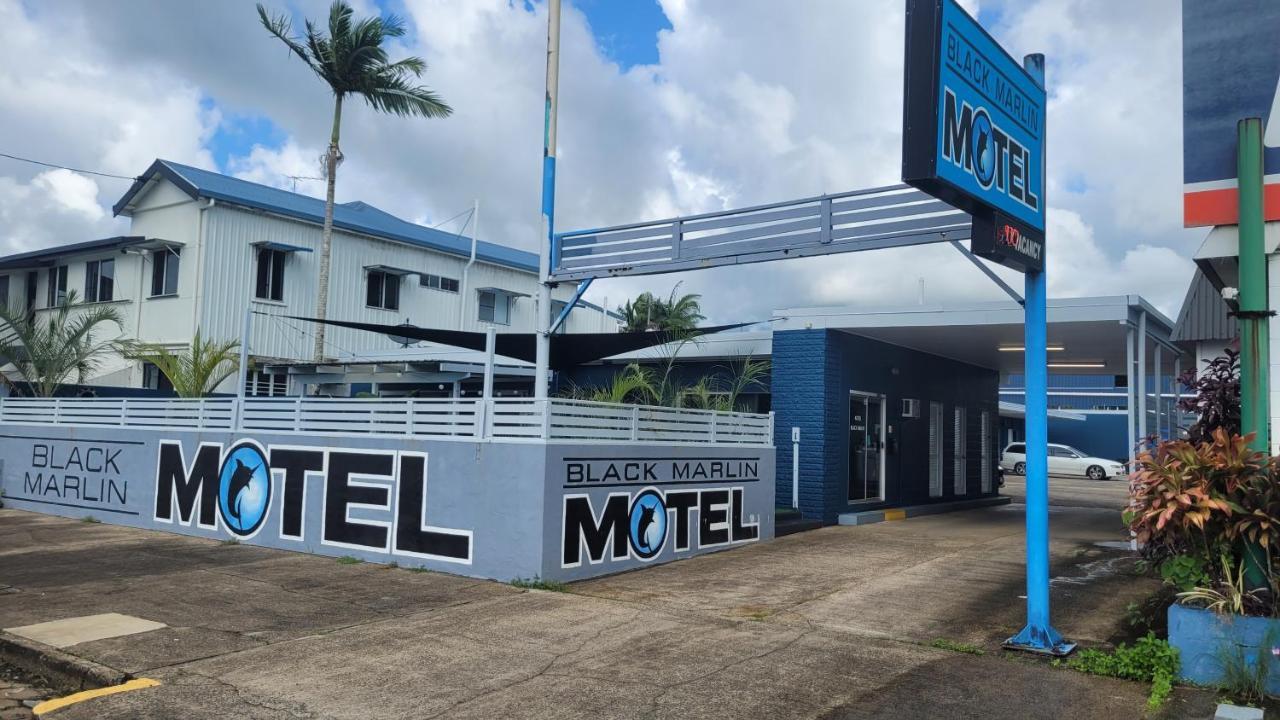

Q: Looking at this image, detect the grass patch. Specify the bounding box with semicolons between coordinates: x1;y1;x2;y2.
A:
336;555;363;565
510;577;570;592
406;566;431;574
80;515;101;524
220;537;241;546
930;638;985;655
1055;633;1178;711
385;561;399;569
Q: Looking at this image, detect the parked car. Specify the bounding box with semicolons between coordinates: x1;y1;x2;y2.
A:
999;442;1126;481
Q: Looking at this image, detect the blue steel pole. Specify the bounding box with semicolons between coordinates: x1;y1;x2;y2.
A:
1005;52;1074;656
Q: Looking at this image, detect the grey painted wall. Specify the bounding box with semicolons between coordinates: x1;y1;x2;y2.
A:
0;425;774;583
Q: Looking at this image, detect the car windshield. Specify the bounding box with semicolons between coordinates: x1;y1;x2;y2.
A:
1061;446;1086;457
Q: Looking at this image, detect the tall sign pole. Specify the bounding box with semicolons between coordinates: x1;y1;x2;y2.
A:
902;0;1069;654
1238;116;1270;588
535;0;562;400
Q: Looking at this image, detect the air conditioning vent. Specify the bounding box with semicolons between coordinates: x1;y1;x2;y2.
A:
901;398;920;418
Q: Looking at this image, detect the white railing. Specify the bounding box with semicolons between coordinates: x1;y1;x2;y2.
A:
0;396;774;446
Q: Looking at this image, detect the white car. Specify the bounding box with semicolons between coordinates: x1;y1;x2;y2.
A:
1000;442;1127;481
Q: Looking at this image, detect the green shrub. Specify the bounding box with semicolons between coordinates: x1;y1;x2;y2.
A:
1159;554;1211;592
510;577;569;592
1063;633;1179;711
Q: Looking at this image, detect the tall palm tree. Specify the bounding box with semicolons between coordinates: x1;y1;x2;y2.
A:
120;330;240;398
0;291;123;397
257;1;452;362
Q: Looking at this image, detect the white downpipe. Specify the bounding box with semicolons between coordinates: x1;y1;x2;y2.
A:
235;307;251;430
458;199;478;330
483;325;496;400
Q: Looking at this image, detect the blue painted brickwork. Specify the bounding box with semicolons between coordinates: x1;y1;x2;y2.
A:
771;329;836;520
774;329;1000;524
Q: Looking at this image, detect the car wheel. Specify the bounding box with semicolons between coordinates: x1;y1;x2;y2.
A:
1086;465;1105;481
1014;462;1026;476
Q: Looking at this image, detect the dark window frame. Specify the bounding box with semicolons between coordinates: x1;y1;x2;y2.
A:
46;265;68;307
84;258;115;303
255;248;287;302
366;270;400;311
150;247;181;298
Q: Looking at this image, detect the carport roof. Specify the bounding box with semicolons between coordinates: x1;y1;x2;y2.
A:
773;295;1180;376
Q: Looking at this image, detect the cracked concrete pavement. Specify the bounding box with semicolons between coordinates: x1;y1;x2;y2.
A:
0;498;1217;719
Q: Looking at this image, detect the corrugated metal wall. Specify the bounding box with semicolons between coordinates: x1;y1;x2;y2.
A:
199;206;613;362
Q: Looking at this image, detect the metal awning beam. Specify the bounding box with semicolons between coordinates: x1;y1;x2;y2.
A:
551;184;971;281
949;240;1023;305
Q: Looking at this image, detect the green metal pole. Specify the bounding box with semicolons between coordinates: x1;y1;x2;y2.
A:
1237;117;1269;589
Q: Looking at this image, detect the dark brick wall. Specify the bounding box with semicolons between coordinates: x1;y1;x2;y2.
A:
773;329;1000;524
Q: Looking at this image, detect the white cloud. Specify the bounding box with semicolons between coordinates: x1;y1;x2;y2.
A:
0;0;1199;320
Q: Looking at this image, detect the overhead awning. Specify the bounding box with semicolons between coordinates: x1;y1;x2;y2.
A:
287;316;754;371
253;241;313;253
475;286;531;299
363;264;418;276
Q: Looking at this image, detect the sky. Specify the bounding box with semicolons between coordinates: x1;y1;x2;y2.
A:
0;0;1201;323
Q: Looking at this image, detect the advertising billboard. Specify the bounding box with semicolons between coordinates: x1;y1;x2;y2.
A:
902;0;1046;272
1182;0;1280;227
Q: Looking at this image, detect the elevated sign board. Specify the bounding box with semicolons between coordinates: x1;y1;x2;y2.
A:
1183;0;1280;227
902;0;1046;272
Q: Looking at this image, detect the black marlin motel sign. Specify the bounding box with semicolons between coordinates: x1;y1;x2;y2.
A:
902;0;1046;272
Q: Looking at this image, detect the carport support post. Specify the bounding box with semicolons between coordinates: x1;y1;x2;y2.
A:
534;0;562;401
1005;53;1073;657
1125;325;1136;464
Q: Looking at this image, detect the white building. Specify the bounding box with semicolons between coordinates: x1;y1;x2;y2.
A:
0;159;617;394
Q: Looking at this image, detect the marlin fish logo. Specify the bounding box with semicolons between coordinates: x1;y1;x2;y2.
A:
636;503;658;551
217;444;271;536
226;458;259;527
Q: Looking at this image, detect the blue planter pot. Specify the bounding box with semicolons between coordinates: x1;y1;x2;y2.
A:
1169;603;1280;693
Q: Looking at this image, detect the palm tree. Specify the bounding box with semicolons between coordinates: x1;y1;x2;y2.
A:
0;291;123;397
257;1;452;362
618;287;706;333
120;330;240;398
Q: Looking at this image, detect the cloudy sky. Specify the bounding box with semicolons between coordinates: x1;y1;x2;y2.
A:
0;0;1200;321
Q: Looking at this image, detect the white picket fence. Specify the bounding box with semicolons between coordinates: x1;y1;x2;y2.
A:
0;396;774;446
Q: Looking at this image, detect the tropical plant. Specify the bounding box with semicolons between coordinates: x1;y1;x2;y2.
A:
618;287;706;333
0;290;123;397
257;0;452;362
119;329;240;398
1062;633;1180;711
1178;347;1240;444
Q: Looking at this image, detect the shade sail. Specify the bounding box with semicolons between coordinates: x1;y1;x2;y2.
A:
288;316;755;370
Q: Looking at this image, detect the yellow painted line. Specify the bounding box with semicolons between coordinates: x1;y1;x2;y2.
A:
33;678;160;716
883;509;907;521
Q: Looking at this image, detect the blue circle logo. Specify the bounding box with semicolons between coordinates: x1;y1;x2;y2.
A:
971;109;996;188
218;443;271;536
628;489;667;559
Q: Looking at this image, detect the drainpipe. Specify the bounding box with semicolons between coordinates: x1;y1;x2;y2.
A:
190;198;214;335
1237;117;1270;589
458;199;478;330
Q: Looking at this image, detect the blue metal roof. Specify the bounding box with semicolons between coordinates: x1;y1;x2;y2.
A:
0;236;146;270
113;160;538;273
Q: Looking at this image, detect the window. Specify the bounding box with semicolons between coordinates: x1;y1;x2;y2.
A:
46;265;67;306
419;273;459;293
366;270;400;310
150;247;181;297
84;259;115;303
1049;446;1076;458
1006;443;1025;454
255;248;286;301
0;275;8;309
246;371;288;397
142;362;173;392
478;290;510;325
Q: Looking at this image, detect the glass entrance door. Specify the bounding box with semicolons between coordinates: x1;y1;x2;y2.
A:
849;393;884;502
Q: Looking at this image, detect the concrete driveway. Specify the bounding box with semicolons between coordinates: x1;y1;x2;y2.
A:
0;496;1211;719
1002;473;1131;510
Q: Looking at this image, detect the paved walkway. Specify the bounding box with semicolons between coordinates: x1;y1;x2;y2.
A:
0;500;1214;719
